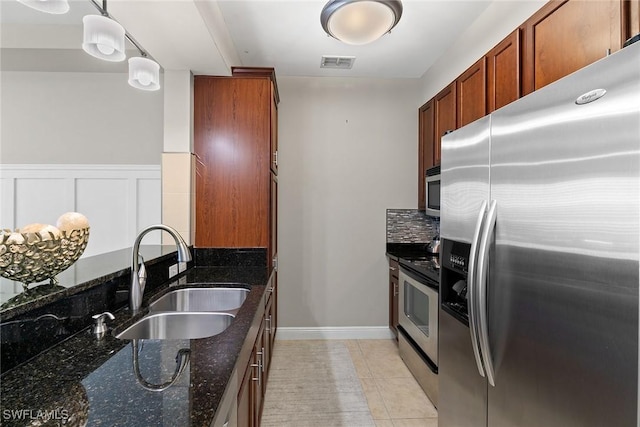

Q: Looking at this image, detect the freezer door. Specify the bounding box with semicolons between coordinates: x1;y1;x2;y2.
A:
439;113;491;427
438;307;487;427
440;115;491;243
487;43;640;426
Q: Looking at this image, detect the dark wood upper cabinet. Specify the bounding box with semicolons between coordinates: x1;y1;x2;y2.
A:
521;0;625;95
270;85;279;175
231;67;280;176
626;0;640;39
418;99;435;210
457;57;487;128
416;0;639;209
487;29;521;113
434;82;457;166
194;72;277;251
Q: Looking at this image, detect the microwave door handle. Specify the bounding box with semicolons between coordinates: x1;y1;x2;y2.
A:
476;200;498;387
467;200;488;378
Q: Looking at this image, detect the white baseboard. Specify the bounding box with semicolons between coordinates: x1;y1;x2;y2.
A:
275;327;395;340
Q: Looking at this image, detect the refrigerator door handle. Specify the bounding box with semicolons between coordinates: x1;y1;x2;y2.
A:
477;199;497;386
467;199;488;378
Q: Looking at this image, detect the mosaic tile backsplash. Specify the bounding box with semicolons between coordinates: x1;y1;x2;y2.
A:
387;209;439;243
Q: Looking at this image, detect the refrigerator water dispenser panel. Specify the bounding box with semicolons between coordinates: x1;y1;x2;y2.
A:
441;239;472;323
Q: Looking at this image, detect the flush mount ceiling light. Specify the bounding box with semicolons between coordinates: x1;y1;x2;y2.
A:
128;57;160;91
82;14;126;62
16;0;69;14
320;0;403;45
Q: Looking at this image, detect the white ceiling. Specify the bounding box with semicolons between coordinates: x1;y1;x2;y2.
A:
1;0;494;78
216;0;492;78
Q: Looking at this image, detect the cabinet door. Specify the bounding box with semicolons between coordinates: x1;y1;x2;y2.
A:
238;365;254;427
522;0;624;94
628;0;640;39
194;77;270;248
389;259;399;336
252;322;266;427
265;277;277;360
418;99;435;210
434;83;457;166
268;277;277;351
457;57;487;128
269;173;278;274
487;29;521;113
270;83;278;175
264;294;274;376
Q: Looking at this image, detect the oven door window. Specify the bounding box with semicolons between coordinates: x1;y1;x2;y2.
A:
404;280;432;338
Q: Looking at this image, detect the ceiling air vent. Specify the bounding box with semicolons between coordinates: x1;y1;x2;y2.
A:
320;55;356;69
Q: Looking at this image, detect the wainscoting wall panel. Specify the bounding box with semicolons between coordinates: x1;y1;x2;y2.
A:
0;164;161;257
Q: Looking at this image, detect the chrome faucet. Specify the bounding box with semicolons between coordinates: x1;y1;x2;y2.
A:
130;224;192;314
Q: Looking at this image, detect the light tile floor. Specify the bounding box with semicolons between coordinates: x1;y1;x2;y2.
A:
267;339;438;427
346;339;438;427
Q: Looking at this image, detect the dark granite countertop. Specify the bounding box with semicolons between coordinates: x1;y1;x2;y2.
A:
0;256;269;426
386;243;440;284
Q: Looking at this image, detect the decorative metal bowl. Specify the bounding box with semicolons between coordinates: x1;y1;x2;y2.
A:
0;227;90;288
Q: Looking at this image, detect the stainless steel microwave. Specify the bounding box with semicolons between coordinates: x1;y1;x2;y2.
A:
425;165;440;217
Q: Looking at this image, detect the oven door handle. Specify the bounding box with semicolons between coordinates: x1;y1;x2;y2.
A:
468;200;488;378
476;200;497;387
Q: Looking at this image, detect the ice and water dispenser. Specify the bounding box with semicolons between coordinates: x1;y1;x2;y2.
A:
440;239;472;325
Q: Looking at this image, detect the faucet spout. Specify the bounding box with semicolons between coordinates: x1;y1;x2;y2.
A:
130;224;192;314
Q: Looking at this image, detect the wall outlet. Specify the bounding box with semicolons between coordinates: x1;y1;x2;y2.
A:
178;262;187;273
169;264;178;278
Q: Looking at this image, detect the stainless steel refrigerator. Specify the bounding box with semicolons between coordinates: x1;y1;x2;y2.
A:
438;41;639;427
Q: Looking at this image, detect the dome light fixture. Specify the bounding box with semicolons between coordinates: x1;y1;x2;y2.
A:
128;57;160;91
82;14;126;62
320;0;403;45
16;0;69;14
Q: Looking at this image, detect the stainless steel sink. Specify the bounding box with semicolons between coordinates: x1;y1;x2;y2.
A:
116;312;235;340
149;287;249;312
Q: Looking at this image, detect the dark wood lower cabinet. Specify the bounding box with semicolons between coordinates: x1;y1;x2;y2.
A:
237;273;277;427
237;363;252;427
389;259;399;337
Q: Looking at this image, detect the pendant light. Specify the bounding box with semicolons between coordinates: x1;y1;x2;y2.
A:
16;0;69;14
320;0;403;45
82;14;126;62
128;57;160;91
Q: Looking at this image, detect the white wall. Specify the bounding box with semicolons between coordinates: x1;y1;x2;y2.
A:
278;77;419;330
1;71;163;164
1;70;164;254
0;164;161;257
418;0;546;104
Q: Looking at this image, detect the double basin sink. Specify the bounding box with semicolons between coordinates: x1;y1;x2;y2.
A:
116;286;249;340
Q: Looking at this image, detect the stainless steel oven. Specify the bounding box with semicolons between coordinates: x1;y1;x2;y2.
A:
399;267;439;365
398;263;439;407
